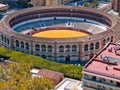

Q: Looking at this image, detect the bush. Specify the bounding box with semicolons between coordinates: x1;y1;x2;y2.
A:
0;47;83;79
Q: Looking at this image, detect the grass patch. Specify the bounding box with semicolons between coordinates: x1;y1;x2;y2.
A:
0;47;83;79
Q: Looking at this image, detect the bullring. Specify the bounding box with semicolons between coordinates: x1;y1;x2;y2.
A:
0;6;120;62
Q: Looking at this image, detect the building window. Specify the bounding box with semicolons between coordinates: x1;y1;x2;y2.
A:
7;38;9;45
25;42;29;49
48;45;52;52
95;42;99;49
103;39;106;46
84;44;88;51
21;41;24;48
92;76;96;81
110;80;113;83
116;82;120;87
111;36;113;42
1;35;3;41
102;78;106;81
107;37;110;42
72;45;77;52
41;45;46;52
4;36;6;42
47;55;52;59
16;40;19;47
65;45;70;52
90;43;94;50
59;45;64;52
35;44;40;51
59;55;64;58
84;74;89;78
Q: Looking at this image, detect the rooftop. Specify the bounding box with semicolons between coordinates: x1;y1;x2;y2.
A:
55;78;82;90
30;68;64;85
0;4;7;8
0;4;8;11
84;43;120;82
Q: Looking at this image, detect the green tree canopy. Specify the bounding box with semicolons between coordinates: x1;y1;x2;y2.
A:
0;62;54;90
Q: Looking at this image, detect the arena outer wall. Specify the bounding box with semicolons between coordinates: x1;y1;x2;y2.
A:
0;6;120;62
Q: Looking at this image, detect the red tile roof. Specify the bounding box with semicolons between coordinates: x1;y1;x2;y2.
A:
38;69;64;85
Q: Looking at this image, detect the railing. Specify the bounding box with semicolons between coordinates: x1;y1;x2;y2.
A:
84;68;120;81
82;84;97;90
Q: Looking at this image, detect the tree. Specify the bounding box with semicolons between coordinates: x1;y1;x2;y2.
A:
90;2;96;8
17;0;31;8
0;62;54;90
83;2;89;7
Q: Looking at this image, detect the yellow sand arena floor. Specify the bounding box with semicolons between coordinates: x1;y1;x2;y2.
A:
32;30;89;38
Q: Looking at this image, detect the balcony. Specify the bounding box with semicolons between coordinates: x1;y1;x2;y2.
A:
82;84;97;90
82;78;120;90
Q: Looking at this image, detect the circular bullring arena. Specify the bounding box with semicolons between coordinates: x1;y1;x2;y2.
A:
0;6;120;63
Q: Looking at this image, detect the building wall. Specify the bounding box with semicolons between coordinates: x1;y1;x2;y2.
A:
31;0;45;6
45;0;59;6
111;0;120;16
0;33;114;62
31;0;74;6
98;3;112;12
82;74;120;90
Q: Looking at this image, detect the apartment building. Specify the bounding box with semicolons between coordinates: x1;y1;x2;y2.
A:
82;43;120;90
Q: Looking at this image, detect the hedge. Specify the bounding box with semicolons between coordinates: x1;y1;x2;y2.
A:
0;47;83;79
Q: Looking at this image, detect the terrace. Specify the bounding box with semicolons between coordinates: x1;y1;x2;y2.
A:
84;43;120;83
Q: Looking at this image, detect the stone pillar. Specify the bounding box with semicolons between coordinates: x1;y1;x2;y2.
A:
111;0;115;10
54;42;57;61
30;40;33;54
10;36;14;50
79;42;83;62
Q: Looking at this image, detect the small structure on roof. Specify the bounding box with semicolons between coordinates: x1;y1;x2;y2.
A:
0;4;8;11
55;78;82;90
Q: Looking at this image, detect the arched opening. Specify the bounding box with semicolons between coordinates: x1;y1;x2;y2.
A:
35;44;40;51
84;44;88;51
111;36;113;42
95;42;99;49
47;55;53;60
7;38;9;44
16;40;19;47
90;43;94;50
21;42;24;48
41;45;46;52
4;36;6;43
103;39;106;46
72;45;77;52
65;55;70;62
107;37;110;42
59;45;64;52
65;45;70;52
41;55;46;58
25;42;29;49
48;45;52;52
1;35;3;41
